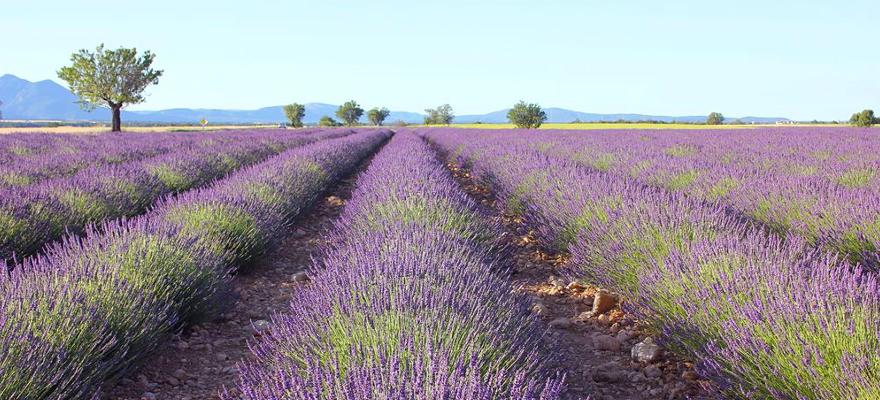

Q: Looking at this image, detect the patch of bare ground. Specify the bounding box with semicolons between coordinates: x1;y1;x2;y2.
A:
102;162;369;400
443;160;720;400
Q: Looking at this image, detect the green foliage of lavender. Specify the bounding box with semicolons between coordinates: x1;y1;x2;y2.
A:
426;127;880;399
227;131;564;399
0;128;349;266
0;129;389;398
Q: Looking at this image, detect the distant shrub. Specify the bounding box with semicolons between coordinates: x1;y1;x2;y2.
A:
319;116;342;127
367;107;390;126
283;103;305;128
706;112;725;125
424;104;454;125
335;100;364;126
850;109;876;127
507;101;547;129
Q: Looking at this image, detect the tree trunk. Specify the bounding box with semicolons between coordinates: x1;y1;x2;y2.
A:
111;105;122;132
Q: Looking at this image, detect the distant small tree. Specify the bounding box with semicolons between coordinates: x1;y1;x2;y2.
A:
283;103;306;127
335;100;364;126
507;101;547;129
319;115;342;127
367;107;390;126
57;44;163;132
850;109;876;127
424;104;454;125
706;112;725;125
199;118;208;128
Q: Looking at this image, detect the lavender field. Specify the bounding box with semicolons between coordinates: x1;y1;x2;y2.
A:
1;127;878;400
427;126;880;399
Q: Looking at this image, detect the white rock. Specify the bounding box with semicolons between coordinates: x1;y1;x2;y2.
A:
252;319;270;333
292;271;310;283
632;337;661;363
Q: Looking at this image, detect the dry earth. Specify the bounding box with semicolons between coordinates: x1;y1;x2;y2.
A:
442;157;720;400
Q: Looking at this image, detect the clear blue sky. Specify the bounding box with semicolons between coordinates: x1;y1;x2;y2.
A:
2;0;877;120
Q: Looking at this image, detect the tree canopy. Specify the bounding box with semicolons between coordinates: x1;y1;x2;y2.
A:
507;101;547;129
319;115;342;127
424;104;454;125
367;107;390;126
283;103;306;127
335;100;364;126
850;109;876;127
706;112;725;125
57;44;162;131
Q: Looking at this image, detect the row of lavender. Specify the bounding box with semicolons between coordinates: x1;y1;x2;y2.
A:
226;131;564;399
0;130;390;399
0;131;237;188
426;128;880;399
517;127;880;267
0;128;341;266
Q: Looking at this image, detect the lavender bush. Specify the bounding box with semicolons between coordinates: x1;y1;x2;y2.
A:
0;128;349;266
1;131;203;188
0;130;389;399
425;127;880;399
227;131;564;399
502;127;878;268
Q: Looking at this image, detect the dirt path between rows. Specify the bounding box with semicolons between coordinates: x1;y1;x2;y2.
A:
440;157;719;400
102;158;372;400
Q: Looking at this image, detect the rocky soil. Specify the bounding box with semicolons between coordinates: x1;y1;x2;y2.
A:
443;160;720;400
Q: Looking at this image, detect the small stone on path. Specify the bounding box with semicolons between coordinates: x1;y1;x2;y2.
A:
531;302;550;316
632;337;662;363
292;271;310;283
643;365;662;378
549;317;571;329
592;334;621;351
252;319;270;334
593;361;624;383
592;289;617;314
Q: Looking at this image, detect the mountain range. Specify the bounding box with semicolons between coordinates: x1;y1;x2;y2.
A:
0;74;791;124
